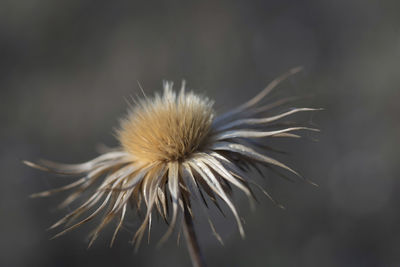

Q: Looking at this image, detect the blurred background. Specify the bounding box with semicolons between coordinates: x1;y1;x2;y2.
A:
1;0;399;266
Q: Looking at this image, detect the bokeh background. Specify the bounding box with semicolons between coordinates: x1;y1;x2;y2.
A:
1;0;399;266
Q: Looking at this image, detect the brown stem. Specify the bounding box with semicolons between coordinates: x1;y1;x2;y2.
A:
183;208;207;267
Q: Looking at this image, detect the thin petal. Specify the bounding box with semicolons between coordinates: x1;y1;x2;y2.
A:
111;164;153;191
51;191;113;239
98;164;143;191
24;151;131;175
216;108;321;131
214;127;319;141
159;162;180;244
181;163;224;244
210;142;300;177
156;187;169;223
110;204;127;247
133;165;166;250
30;177;87;198
196;153;255;209
49;191;105;229
57;164;115;209
189;160;245;238
181;163;208;210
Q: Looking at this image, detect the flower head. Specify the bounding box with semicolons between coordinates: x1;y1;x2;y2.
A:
25;67;319;249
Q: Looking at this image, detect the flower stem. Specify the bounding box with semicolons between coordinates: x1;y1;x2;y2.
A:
183;208;207;267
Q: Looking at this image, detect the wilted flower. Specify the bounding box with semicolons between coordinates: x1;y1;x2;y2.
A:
25;67;319;264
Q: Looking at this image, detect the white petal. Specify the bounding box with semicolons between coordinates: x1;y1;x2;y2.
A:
214;127;319;141
159;162;181;244
110;204;127;247
210;142;300;177
181;163;224;244
98;164;142;191
189;159;245;238
51;191;113;239
196;153;255;209
50;191;105;229
57;162;120;208
133;166;166;250
216;108;321;131
24;151;131;175
114;164;153;191
30;176;87;198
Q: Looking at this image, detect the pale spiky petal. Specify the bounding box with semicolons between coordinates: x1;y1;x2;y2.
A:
25;69;319;250
189;159;245;237
214;127;319;140
216;108;321;131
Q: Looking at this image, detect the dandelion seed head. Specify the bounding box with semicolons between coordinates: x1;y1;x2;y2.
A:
118;82;215;163
25;67;319;251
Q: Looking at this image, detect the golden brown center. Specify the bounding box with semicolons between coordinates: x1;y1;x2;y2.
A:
118;86;215;163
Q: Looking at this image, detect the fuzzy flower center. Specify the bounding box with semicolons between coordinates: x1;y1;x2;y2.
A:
118;84;215;163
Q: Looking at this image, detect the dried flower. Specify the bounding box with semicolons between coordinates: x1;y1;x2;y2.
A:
25;67;319;261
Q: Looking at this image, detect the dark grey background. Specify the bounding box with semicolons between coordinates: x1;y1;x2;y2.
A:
1;0;399;266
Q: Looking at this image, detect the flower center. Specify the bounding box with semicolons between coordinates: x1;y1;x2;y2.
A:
118;84;215;163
